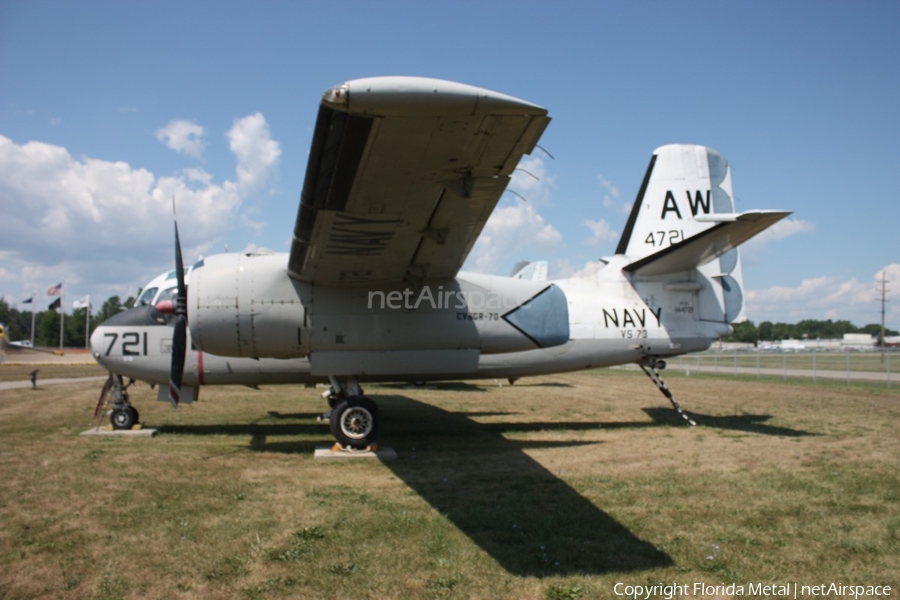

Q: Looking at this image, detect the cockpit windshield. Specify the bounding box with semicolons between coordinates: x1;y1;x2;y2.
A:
137;287;158;306
155;287;179;303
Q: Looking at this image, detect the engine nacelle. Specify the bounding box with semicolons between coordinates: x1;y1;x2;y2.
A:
188;253;571;366
189;252;309;358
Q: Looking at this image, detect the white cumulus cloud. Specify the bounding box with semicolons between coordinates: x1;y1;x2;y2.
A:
227;113;281;194
464;202;562;275
742;217;815;263
745;263;900;326
156;119;207;159
583;218;618;246
597;174;631;215
0;113;281;303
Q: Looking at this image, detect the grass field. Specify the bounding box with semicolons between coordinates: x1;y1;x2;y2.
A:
1;367;898;599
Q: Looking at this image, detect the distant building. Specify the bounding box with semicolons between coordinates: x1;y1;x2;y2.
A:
883;336;900;348
755;334;875;352
841;333;876;351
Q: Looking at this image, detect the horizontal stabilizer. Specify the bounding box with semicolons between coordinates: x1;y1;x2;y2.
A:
623;210;791;276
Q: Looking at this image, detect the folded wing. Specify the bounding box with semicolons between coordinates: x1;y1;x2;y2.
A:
287;76;550;286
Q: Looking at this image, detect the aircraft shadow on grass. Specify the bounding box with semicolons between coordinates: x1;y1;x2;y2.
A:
477;407;815;438
374;395;672;576
161;395;672;576
640;407;815;437
156;396;811;576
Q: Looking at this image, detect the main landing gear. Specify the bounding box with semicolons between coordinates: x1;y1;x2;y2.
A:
323;376;381;450
94;373;140;430
639;358;697;426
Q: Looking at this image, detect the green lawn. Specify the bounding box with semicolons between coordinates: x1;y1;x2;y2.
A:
1;368;897;599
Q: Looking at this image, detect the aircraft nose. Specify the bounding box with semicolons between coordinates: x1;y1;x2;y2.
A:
90;326;109;363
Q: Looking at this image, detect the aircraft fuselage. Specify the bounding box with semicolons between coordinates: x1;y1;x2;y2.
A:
91;254;730;388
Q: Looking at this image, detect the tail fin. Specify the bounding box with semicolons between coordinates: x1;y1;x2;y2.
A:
617;144;745;259
616;144;791;323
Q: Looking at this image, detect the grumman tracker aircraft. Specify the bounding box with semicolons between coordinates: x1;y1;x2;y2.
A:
90;76;789;449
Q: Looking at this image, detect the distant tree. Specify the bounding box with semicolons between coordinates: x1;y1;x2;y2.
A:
771;322;794;340
725;320;758;343
36;310;60;347
860;323;899;339
68;307;89;348
95;296;124;325
0;299;30;341
734;318;896;343
0;298;10;327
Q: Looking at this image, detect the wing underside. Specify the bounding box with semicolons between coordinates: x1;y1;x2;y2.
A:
287;77;550;286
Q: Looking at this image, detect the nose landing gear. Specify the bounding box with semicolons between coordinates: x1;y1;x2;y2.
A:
94;373;140;430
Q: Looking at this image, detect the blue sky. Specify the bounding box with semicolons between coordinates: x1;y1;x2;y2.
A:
1;0;898;330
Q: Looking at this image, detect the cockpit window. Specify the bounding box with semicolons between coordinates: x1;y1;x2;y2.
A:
137;287;158;306
166;269;191;281
155;287;178;303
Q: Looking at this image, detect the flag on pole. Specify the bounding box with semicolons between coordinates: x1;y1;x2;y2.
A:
22;295;34;304
48;298;61;311
73;296;91;310
47;282;63;296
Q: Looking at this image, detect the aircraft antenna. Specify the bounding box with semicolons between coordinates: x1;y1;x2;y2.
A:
504;189;528;202
514;168;540;181
535;144;555;160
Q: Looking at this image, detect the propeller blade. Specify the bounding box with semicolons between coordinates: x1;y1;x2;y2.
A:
169;315;186;407
168;198;188;407
174;217;187;309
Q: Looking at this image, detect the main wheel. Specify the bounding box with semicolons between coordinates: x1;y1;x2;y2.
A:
329;396;380;449
111;406;137;430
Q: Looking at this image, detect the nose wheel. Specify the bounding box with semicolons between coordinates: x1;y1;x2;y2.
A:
111;405;140;430
94;373;140;430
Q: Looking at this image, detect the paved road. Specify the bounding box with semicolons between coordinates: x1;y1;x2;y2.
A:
0;376;107;392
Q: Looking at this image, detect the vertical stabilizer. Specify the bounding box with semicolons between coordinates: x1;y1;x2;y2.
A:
617;144;748;323
617;144;736;259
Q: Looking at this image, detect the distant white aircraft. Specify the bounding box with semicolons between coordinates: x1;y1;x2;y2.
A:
90;76;789;448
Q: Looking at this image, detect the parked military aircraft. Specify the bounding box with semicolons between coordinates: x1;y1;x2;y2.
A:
0;324;57;358
90;76;789;448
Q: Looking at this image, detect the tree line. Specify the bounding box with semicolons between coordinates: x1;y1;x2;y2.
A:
2;295;897;349
725;319;898;344
0;296;134;348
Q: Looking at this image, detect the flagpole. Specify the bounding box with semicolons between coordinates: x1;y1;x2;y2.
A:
30;293;35;347
85;297;90;349
59;286;64;351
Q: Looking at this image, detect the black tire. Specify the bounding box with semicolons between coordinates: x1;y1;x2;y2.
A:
111;407;137;430
329;396;380;449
